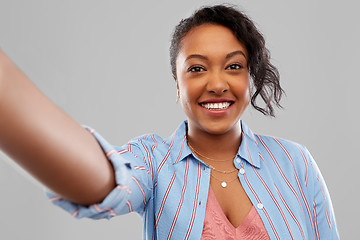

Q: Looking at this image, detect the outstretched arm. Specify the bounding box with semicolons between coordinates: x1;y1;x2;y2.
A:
0;49;115;205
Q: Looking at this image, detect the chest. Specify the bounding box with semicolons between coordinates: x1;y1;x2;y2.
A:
150;158;310;240
210;178;253;228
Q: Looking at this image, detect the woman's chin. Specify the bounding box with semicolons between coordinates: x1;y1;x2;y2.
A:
191;119;242;137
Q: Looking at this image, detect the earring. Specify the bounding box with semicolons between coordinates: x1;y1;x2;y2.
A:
176;89;180;103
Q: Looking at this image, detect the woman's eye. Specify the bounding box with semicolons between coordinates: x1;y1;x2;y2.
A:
188;66;205;72
226;64;242;70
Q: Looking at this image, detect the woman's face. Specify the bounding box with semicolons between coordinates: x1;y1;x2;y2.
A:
175;24;250;136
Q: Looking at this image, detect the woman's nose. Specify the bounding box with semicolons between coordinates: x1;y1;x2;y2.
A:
206;72;229;95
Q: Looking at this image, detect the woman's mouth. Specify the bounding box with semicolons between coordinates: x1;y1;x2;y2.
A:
200;102;233;110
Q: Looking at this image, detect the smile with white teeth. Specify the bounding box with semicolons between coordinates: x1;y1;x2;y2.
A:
200;102;232;110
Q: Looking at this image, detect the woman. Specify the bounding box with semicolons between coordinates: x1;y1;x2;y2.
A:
0;4;339;239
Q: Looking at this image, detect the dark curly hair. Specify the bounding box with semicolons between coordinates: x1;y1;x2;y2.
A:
170;4;284;117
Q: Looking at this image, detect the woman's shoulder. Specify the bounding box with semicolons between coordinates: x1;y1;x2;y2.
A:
254;133;308;156
251;132;313;174
113;133;167;152
120;121;188;155
113;132;180;160
241;121;309;159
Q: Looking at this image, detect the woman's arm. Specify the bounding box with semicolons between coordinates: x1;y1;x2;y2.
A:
0;49;116;205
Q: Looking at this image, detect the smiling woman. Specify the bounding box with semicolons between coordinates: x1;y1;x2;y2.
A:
0;3;341;240
175;24;250;138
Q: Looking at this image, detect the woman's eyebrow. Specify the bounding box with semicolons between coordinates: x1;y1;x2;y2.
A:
226;50;247;59
184;50;246;63
185;54;208;62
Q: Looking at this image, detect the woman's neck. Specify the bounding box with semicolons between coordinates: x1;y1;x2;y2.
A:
186;121;242;160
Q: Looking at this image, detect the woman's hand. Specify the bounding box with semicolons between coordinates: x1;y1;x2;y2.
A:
0;49;115;205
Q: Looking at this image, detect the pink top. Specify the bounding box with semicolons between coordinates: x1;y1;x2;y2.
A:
201;186;270;240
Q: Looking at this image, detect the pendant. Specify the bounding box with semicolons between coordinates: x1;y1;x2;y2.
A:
221;182;227;188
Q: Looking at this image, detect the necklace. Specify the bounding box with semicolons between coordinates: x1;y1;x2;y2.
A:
210;173;238;188
187;140;239;188
208;164;238;174
187;141;237;163
209;164;239;187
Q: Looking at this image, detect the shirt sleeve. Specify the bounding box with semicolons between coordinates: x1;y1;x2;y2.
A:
305;147;340;239
46;126;154;220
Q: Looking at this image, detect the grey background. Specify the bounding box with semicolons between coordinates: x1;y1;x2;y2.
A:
0;0;358;239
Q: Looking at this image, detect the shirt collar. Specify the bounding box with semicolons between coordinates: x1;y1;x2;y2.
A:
169;120;261;168
238;120;261;168
167;121;192;164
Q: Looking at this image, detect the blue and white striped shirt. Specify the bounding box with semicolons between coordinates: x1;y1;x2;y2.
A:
47;120;339;239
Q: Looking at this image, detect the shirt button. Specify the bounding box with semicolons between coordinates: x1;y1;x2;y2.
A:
239;168;245;175
257;203;264;210
236;158;241;164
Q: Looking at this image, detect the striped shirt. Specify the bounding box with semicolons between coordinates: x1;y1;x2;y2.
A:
47;120;339;239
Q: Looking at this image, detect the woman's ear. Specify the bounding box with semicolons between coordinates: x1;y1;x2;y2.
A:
173;74;180;103
173;74;179;92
